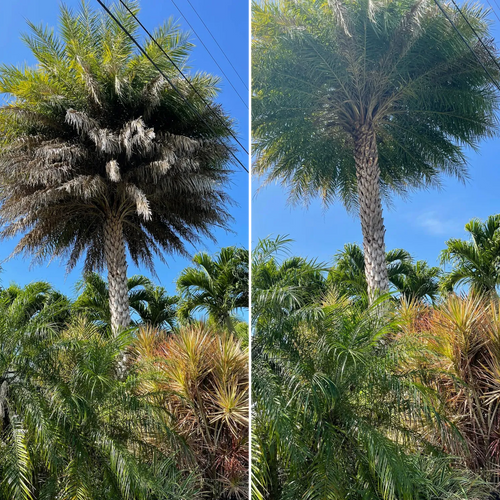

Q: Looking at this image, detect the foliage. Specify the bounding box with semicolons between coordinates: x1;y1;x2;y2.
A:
440;214;500;295
134;324;249;500
329;243;441;303
252;0;498;208
0;294;196;499
177;246;249;333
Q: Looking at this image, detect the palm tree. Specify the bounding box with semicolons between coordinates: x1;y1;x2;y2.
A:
177;246;249;332
0;309;196;499
440;214;500;295
131;283;178;331
329;243;441;303
74;272;153;330
0;1;235;335
252;290;488;499
252;0;498;299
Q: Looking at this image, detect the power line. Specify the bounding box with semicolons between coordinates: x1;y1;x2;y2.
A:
433;0;500;92
485;0;500;24
169;0;249;109
95;0;249;173
184;0;248;91
448;0;500;74
118;0;249;160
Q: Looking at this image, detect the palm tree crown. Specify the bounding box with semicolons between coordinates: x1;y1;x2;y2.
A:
0;1;235;333
252;0;499;297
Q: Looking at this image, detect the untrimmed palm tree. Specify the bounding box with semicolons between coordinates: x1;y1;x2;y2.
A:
440;214;500;295
0;1;235;334
252;0;499;299
131;283;178;331
177;246;249;332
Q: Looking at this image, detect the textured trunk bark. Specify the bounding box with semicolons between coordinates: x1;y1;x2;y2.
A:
354;123;389;301
103;216;130;376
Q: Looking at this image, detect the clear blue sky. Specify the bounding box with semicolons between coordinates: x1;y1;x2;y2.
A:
252;3;500;271
0;0;249;298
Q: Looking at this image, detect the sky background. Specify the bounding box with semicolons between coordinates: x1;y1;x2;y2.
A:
252;2;500;272
0;0;249;298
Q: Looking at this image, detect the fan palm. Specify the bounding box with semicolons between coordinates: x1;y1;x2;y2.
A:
440;214;500;295
177;246;249;332
0;1;235;335
252;0;499;299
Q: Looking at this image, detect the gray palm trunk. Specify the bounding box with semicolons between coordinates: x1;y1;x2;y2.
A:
354;123;390;300
103;216;130;375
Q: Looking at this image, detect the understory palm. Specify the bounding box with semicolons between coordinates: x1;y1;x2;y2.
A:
177;246;249;332
252;0;499;298
0;295;196;499
329;243;441;303
440;214;500;295
0;1;234;334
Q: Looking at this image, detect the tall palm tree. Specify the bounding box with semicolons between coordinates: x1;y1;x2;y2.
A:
177;246;249;332
0;1;235;334
440;214;500;295
252;0;499;299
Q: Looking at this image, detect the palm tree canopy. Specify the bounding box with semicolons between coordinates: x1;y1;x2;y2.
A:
177;246;249;327
0;0;235;274
440;214;500;294
252;0;499;210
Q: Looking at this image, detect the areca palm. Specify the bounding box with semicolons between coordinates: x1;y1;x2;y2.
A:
177;246;249;332
440;214;500;295
329;243;441;303
0;1;235;335
252;0;499;299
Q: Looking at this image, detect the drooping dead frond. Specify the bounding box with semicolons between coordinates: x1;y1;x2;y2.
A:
125;184;151;220
105;159;121;182
65;109;99;135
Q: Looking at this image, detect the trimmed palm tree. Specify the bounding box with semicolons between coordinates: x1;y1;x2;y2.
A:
177;246;249;332
0;1;235;335
252;0;499;299
440;214;500;295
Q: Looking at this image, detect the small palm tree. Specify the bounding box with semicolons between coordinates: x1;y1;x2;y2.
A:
0;1;235;335
440;214;500;295
252;0;498;299
177;246;249;332
131;283;178;331
0;293;195;499
329;243;441;303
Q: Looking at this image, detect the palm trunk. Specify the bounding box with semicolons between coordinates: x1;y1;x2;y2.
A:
103;216;130;376
354;123;389;301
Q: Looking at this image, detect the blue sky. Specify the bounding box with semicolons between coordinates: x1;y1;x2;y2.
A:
252;3;500;271
0;0;249;298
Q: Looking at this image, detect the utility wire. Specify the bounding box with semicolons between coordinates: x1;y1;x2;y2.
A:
169;0;248;108
433;0;500;92
95;0;249;173
485;0;500;24
449;0;500;74
119;0;249;159
184;0;248;91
